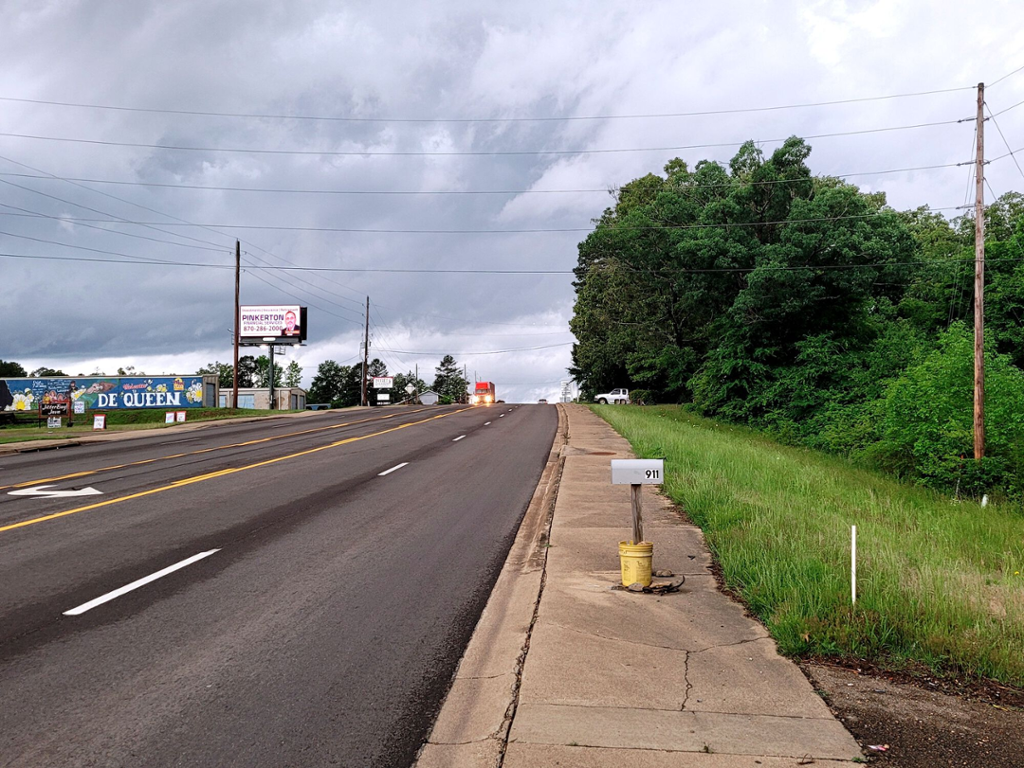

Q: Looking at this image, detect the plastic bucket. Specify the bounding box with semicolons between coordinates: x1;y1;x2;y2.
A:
619;540;653;587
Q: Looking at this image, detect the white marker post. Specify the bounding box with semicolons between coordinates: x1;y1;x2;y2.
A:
611;459;664;544
851;525;857;606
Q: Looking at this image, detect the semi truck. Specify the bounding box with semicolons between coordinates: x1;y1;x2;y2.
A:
471;381;496;405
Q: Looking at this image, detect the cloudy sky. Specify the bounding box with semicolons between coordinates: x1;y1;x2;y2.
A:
2;1;1023;402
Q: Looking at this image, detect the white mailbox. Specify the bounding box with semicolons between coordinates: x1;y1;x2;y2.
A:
611;459;664;485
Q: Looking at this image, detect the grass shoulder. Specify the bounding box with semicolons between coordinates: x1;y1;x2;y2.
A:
0;408;304;444
591;404;1024;689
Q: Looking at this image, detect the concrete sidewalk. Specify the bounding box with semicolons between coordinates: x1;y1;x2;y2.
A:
418;404;862;766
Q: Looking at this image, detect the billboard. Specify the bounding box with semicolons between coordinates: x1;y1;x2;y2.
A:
0;376;211;412
240;305;307;342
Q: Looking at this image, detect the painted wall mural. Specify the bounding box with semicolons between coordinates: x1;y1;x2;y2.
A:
0;376;209;412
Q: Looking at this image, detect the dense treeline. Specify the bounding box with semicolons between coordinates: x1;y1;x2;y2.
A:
571;137;1024;497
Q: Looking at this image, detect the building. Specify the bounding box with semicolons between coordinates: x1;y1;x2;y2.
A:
219;387;306;410
418;390;440;406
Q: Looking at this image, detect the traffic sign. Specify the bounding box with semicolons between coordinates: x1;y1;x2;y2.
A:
405;383;415;394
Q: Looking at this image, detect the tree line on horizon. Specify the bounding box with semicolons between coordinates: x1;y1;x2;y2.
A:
570;136;1024;497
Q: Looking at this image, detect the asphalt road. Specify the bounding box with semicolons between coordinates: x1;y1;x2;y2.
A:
0;404;558;767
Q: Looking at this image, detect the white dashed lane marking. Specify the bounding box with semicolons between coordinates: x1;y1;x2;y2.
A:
378;462;409;477
63;549;220;616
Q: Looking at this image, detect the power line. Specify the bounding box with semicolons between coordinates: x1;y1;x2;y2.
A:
0;207;964;233
0;161;967;196
386;342;573;356
0;229;222;266
0;200;227;253
0;118;965;157
0;85;973;123
0;157;230;251
985;103;1024;183
989;96;1024;118
990;63;1024;88
4;250;1018;275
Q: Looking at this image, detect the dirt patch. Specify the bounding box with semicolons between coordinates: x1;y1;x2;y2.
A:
802;661;1024;767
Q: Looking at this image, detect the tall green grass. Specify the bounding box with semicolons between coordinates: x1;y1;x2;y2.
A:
594;405;1024;687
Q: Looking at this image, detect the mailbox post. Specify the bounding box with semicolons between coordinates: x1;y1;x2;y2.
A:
611;459;664;544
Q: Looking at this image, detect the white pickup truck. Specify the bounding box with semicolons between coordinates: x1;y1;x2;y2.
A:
594;388;630;404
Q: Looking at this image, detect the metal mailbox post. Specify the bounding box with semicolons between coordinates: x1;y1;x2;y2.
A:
611;459;665;544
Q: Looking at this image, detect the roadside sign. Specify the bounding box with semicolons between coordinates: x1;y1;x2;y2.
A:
47;416;61;429
405;383;415;394
377;392;390;402
40;401;68;417
165;412;175;424
176;410;186;423
611;459;664;485
373;376;394;389
73;400;85;415
93;414;106;430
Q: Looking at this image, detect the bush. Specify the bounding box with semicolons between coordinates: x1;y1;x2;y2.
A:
877;323;1024;496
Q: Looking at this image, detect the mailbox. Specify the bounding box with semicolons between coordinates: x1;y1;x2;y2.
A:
610;459;664;485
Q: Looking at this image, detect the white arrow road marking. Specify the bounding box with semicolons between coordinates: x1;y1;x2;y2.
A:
453;435;466;442
63;549;220;616
9;485;103;499
378;462;409;476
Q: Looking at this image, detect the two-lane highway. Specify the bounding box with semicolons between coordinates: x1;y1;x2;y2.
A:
0;404;557;767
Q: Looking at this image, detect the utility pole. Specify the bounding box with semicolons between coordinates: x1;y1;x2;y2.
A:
361;296;370;407
974;82;986;460
232;240;240;409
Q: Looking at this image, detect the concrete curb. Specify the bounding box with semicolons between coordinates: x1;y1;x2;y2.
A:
414;404;568;768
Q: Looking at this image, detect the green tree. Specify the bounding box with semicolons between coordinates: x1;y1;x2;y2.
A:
390;371;427;402
284;360;303;388
433;355;469;403
196;362;235;388
30;367;67;377
236;356;257;388
254;356;285;388
0;360;27;377
308;360;349;404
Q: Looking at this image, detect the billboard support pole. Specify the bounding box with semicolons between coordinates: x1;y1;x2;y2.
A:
232;240;240;410
269;344;276;410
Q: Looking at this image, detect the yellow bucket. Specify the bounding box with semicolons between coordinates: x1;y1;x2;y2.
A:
619;540;653;587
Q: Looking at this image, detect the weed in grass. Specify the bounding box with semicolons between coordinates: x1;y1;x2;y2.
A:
593;405;1024;688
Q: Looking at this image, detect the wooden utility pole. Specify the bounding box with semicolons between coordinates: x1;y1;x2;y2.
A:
361;296;370;407
974;83;986;460
232;240;241;410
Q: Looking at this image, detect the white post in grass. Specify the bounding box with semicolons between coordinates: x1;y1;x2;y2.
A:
851;525;857;606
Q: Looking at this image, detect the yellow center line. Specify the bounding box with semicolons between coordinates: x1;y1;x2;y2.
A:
0;408;470;535
0;408;433;492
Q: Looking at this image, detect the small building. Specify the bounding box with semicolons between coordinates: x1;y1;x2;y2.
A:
418;390;440;406
219;387;307;410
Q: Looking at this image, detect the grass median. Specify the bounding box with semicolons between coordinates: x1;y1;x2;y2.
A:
593;404;1024;688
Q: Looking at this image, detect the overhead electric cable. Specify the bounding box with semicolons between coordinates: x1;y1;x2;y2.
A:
386;342;573;356
0;118;965;157
990;63;1024;88
985;103;1024;183
4;251;1019;274
0;162;966;195
0;85;973;122
989;96;1024;117
0;200;227;253
0;207;963;233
